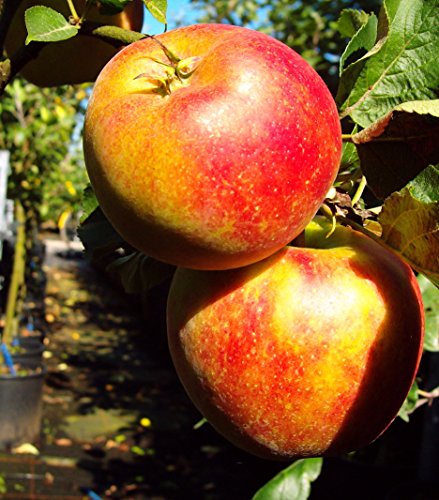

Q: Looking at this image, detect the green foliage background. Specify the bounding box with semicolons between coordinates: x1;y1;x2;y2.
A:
0;78;87;226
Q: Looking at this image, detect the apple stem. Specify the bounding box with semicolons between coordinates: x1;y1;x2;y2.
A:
341;134;354;142
66;0;80;24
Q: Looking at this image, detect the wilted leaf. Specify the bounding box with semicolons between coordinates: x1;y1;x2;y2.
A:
417;274;439;351
338;0;439;128
252;458;323;500
106;252;175;294
379;165;439;285
352;100;439;199
144;0;167;24
25;6;79;44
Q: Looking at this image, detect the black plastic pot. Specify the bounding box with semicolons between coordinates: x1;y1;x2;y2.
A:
0;360;46;449
11;337;44;364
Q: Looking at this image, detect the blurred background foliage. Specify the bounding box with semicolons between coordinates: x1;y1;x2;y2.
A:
191;0;382;92
0;77;88;230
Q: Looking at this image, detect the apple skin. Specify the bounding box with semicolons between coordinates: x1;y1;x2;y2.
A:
166;218;425;459
4;0;144;87
83;24;342;270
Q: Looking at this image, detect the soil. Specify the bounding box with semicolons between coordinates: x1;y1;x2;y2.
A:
0;236;436;499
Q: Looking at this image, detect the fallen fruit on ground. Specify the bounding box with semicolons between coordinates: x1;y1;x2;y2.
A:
166;218;425;459
84;24;341;270
4;0;144;87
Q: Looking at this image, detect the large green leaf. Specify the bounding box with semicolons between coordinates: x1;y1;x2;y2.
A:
252;458;323;500
379;165;439;286
338;0;439;128
417;274;439;352
352;100;439;199
25;6;79;44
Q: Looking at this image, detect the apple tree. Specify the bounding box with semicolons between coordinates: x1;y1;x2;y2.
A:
0;0;438;498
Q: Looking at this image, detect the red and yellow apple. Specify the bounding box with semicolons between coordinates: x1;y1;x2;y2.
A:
83;24;342;270
4;0;144;87
166;218;425;459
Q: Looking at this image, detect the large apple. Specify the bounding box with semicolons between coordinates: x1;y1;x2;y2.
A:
83;24;342;270
4;0;144;87
166;218;425;459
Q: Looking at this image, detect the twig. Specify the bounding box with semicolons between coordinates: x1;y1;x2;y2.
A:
3;202;26;346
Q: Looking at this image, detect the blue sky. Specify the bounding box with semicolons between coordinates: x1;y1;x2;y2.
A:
142;0;200;34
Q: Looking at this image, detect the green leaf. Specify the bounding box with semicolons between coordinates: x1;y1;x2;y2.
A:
352;100;439;199
80;185;99;223
406;162;439;204
340;140;360;174
417;274;439;351
252;458;323;500
398;380;420;422
25;6;79;44
379;165;439;286
77;206;125;259
106;252;175;294
338;0;439;128
144;0;167;24
337;9;371;38
339;12;378;76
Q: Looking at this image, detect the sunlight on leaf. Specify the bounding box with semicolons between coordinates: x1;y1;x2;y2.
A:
338;0;439;127
338;11;377;76
25;6;79;44
252;458;323;500
144;0;167;24
417;274;439;352
398;380;420;422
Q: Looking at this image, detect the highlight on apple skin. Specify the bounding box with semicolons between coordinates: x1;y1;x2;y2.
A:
166;218;425;460
83;24;342;270
4;0;144;87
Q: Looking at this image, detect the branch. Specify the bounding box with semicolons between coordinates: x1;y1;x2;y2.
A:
0;41;45;96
